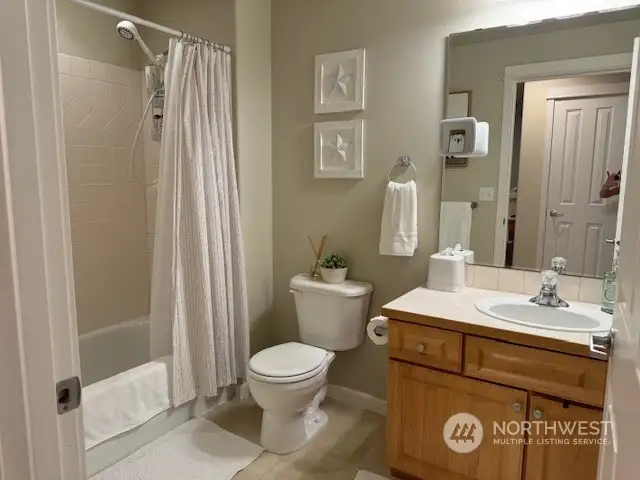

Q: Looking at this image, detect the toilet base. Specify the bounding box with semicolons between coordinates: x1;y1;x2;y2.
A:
260;386;328;454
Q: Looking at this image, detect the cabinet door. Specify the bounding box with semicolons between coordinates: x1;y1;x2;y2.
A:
525;396;602;480
388;360;527;480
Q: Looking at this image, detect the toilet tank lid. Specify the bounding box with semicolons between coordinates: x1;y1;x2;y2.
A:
290;274;373;297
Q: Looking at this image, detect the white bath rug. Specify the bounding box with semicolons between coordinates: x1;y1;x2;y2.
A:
91;418;263;480
354;470;390;480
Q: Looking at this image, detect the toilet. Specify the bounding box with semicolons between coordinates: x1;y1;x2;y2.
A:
247;273;373;454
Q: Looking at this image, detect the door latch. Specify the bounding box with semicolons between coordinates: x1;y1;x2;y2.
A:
56;376;81;414
589;330;615;360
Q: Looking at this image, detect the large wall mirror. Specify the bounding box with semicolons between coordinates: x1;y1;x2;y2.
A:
441;7;640;278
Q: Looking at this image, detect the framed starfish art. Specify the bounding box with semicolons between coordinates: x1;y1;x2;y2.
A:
314;49;366;113
314;120;364;179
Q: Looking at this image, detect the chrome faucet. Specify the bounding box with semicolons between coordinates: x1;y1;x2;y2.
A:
529;257;569;308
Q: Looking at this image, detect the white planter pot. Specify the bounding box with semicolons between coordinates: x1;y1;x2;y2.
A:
320;267;348;284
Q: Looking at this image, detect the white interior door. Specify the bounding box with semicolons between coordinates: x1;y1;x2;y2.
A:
0;0;84;479
597;36;640;480
543;93;628;277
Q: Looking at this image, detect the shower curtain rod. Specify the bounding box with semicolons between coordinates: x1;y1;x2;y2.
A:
67;0;231;53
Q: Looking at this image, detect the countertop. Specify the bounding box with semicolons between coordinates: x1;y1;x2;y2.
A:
381;286;612;359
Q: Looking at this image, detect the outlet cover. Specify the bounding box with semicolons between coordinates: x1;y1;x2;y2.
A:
479;187;495;202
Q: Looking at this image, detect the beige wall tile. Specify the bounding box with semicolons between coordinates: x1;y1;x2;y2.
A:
523;271;541;296
559;275;581;301
58;54;72;75
69;184;114;203
77;165;114;184
497;268;525;294
473;266;499;291
71;56;90;78
88;60;108;82
465;265;475;287
579;277;602;304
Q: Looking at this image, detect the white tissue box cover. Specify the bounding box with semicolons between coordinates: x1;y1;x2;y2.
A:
427;253;466;292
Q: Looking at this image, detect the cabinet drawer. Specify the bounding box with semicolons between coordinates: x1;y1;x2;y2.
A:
388;320;462;372
465;336;606;407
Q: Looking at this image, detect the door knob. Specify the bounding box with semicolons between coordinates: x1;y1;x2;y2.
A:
533;409;543;419
415;343;425;353
549;209;564;217
512;402;523;412
605;239;620;246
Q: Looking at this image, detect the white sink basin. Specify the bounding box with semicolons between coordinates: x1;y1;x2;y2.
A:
475;297;611;333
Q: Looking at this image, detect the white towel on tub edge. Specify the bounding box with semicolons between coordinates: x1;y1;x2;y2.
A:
83;356;172;450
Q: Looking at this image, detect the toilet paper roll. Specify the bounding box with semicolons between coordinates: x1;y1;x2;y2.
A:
367;316;389;346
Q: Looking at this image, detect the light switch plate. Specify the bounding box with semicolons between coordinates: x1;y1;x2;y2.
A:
479;187;495;202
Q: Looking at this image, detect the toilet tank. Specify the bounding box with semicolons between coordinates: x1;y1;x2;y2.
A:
289;274;373;351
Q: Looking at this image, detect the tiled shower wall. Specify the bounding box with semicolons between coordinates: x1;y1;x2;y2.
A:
58;54;152;334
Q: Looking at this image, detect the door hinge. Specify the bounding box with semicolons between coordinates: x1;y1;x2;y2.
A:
56;376;82;414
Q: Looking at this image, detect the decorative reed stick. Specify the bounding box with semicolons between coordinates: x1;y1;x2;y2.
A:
308;234;327;278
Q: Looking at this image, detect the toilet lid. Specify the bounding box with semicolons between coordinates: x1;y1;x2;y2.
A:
248;342;328;379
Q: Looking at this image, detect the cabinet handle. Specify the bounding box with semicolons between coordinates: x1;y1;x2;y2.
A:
512;402;523;412
533;409;543;419
415;343;425;353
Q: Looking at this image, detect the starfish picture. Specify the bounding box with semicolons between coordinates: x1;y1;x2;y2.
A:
333;133;349;162
327;63;351;98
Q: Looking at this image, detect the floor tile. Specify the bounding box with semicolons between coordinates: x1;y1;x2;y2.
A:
211;399;389;480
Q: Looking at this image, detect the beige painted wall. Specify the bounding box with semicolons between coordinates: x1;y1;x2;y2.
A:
445;19;640;265
513;73;630;270
271;0;640;400
235;0;273;353
136;0;236;60
55;0;140;69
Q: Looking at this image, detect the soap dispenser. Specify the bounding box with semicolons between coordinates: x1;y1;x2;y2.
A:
601;258;618;314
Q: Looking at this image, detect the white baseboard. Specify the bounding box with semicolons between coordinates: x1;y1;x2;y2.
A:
327;384;387;415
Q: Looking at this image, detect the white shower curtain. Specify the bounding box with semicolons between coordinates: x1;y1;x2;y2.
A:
150;39;249;407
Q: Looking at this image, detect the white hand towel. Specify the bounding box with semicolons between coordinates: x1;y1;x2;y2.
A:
439;202;472;251
379;180;418;256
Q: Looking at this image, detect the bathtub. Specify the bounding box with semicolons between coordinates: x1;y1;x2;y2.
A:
79;316;150;386
80;317;234;476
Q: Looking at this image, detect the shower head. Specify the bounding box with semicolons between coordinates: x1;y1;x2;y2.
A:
116;20;157;64
116;20;138;40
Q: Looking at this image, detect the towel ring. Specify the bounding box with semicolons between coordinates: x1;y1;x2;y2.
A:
387;156;417;182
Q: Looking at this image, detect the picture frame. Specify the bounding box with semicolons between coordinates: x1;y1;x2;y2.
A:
314;120;364;179
314;49;366;114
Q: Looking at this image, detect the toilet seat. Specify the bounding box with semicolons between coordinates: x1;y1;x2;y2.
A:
248;342;330;384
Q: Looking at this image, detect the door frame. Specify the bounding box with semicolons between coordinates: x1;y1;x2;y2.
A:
0;0;84;478
493;53;633;266
534;82;630;271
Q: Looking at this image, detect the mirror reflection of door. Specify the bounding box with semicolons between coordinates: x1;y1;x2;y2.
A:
509;76;629;277
543;90;627;277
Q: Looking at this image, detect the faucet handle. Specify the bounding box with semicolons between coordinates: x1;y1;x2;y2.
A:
541;270;558;289
551;257;567;274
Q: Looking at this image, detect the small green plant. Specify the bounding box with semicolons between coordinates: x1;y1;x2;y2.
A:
321;253;348;269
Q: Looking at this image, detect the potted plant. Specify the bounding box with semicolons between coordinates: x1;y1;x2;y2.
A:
320;253;348;284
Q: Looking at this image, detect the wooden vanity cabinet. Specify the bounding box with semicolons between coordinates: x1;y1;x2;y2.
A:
386;319;606;480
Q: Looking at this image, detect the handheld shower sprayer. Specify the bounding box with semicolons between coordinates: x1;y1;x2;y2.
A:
116;20;157;65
